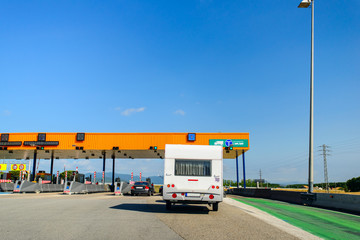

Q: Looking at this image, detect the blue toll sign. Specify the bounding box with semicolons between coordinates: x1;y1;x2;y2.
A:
225;139;233;147
187;133;196;141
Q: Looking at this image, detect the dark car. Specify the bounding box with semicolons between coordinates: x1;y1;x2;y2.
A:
131;181;154;196
159;185;163;195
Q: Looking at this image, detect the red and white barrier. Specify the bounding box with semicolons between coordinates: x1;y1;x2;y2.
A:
0;179;12;183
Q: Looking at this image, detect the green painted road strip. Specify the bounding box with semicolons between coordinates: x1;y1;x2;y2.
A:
233;197;360;240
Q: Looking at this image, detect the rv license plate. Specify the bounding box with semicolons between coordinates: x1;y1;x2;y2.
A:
185;193;200;197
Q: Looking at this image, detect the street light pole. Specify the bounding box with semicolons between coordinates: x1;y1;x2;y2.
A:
309;0;314;194
298;0;314;193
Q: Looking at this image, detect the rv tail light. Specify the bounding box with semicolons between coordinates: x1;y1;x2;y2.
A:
145;186;149;190
171;184;175;188
209;194;214;199
212;185;215;189
172;193;177;198
131;186;134;189
216;186;219;189
181;193;184;196
167;184;170;188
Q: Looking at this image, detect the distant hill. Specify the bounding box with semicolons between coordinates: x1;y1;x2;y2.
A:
84;172;164;184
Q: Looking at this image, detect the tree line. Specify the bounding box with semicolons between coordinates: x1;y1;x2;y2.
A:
224;176;360;192
223;179;280;188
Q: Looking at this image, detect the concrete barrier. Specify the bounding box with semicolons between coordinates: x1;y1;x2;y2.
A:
112;182;133;196
231;188;360;214
40;183;65;192
13;180;64;193
0;182;14;192
232;188;272;198
13;180;38;193
313;193;360;213
120;182;133;195
231;188;304;204
271;190;303;204
63;181;110;194
114;182;123;195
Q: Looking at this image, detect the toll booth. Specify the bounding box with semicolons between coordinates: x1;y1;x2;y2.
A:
1;171;25;182
0;172;11;180
36;171;52;184
61;171;85;183
73;173;85;183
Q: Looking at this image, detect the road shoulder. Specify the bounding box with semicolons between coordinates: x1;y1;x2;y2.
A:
224;197;321;240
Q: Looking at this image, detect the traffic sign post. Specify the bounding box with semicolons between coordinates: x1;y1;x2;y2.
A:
242;150;246;189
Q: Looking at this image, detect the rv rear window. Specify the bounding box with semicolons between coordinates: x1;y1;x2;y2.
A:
175;159;211;176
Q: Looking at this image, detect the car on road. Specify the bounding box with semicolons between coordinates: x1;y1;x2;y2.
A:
159;185;163;195
131;181;154;196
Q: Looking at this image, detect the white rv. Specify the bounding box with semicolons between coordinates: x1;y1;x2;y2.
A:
162;144;223;211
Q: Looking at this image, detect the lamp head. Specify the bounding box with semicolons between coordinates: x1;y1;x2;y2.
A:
298;0;311;8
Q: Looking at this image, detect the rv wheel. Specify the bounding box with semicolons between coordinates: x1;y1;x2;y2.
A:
213;202;218;211
166;201;171;210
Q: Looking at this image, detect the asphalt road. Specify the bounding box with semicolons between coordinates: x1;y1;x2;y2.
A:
0;193;316;240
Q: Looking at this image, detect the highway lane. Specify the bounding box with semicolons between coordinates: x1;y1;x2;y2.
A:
231;195;360;240
0;193;315;240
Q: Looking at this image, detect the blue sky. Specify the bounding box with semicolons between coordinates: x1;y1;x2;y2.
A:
1;0;359;184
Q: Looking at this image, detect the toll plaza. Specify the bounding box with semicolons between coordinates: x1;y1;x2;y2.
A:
0;132;250;188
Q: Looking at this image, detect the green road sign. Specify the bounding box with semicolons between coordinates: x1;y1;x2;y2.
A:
209;139;248;148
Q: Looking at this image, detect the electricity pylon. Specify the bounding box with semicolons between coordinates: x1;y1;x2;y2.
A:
319;144;331;192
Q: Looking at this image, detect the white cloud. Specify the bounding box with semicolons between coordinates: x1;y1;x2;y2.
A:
3;110;11;116
114;107;121;111
174;109;185;116
121;107;145;116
